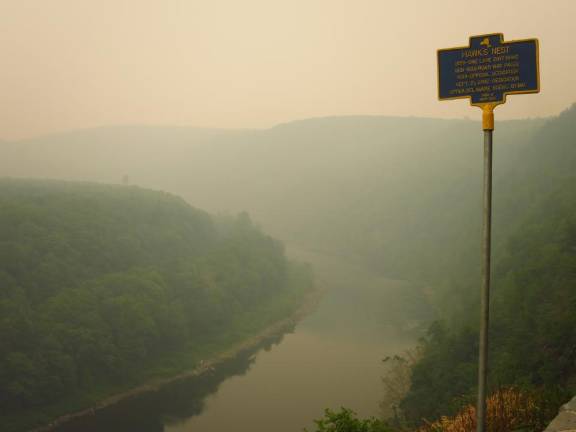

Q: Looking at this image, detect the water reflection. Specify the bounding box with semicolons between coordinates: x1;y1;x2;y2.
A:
53;333;288;432
50;249;430;432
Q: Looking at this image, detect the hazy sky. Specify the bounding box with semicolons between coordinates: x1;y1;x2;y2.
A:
2;0;575;139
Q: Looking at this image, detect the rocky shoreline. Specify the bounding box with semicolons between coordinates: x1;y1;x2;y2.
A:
29;288;322;432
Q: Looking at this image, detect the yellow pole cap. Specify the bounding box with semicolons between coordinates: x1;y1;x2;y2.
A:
479;104;496;131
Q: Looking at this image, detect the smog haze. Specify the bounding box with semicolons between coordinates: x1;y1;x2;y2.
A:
1;0;574;139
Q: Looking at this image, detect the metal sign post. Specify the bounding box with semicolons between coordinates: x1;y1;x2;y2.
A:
437;33;540;432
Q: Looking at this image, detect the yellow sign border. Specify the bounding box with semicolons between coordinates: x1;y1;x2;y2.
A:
437;33;540;108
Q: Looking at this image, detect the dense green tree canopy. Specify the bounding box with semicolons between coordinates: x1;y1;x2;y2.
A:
0;179;312;429
400;106;576;425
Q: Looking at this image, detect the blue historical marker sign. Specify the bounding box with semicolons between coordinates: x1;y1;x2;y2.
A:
438;33;539;105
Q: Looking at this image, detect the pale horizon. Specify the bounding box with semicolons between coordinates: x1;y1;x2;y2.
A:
2;0;575;140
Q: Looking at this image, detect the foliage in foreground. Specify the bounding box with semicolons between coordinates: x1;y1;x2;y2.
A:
399;105;576;424
307;408;393;432
416;388;544;432
314;388;549;432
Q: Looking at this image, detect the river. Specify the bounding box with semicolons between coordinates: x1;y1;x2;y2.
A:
51;248;430;432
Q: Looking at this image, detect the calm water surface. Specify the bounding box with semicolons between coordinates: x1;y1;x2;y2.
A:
54;249;428;432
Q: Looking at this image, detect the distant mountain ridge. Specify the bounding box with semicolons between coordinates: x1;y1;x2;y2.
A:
0;112;551;283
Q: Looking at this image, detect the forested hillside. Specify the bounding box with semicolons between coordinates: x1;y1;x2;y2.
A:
1;106;575;428
0;118;545;268
399;105;576;425
0;179;312;430
304;107;576;431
